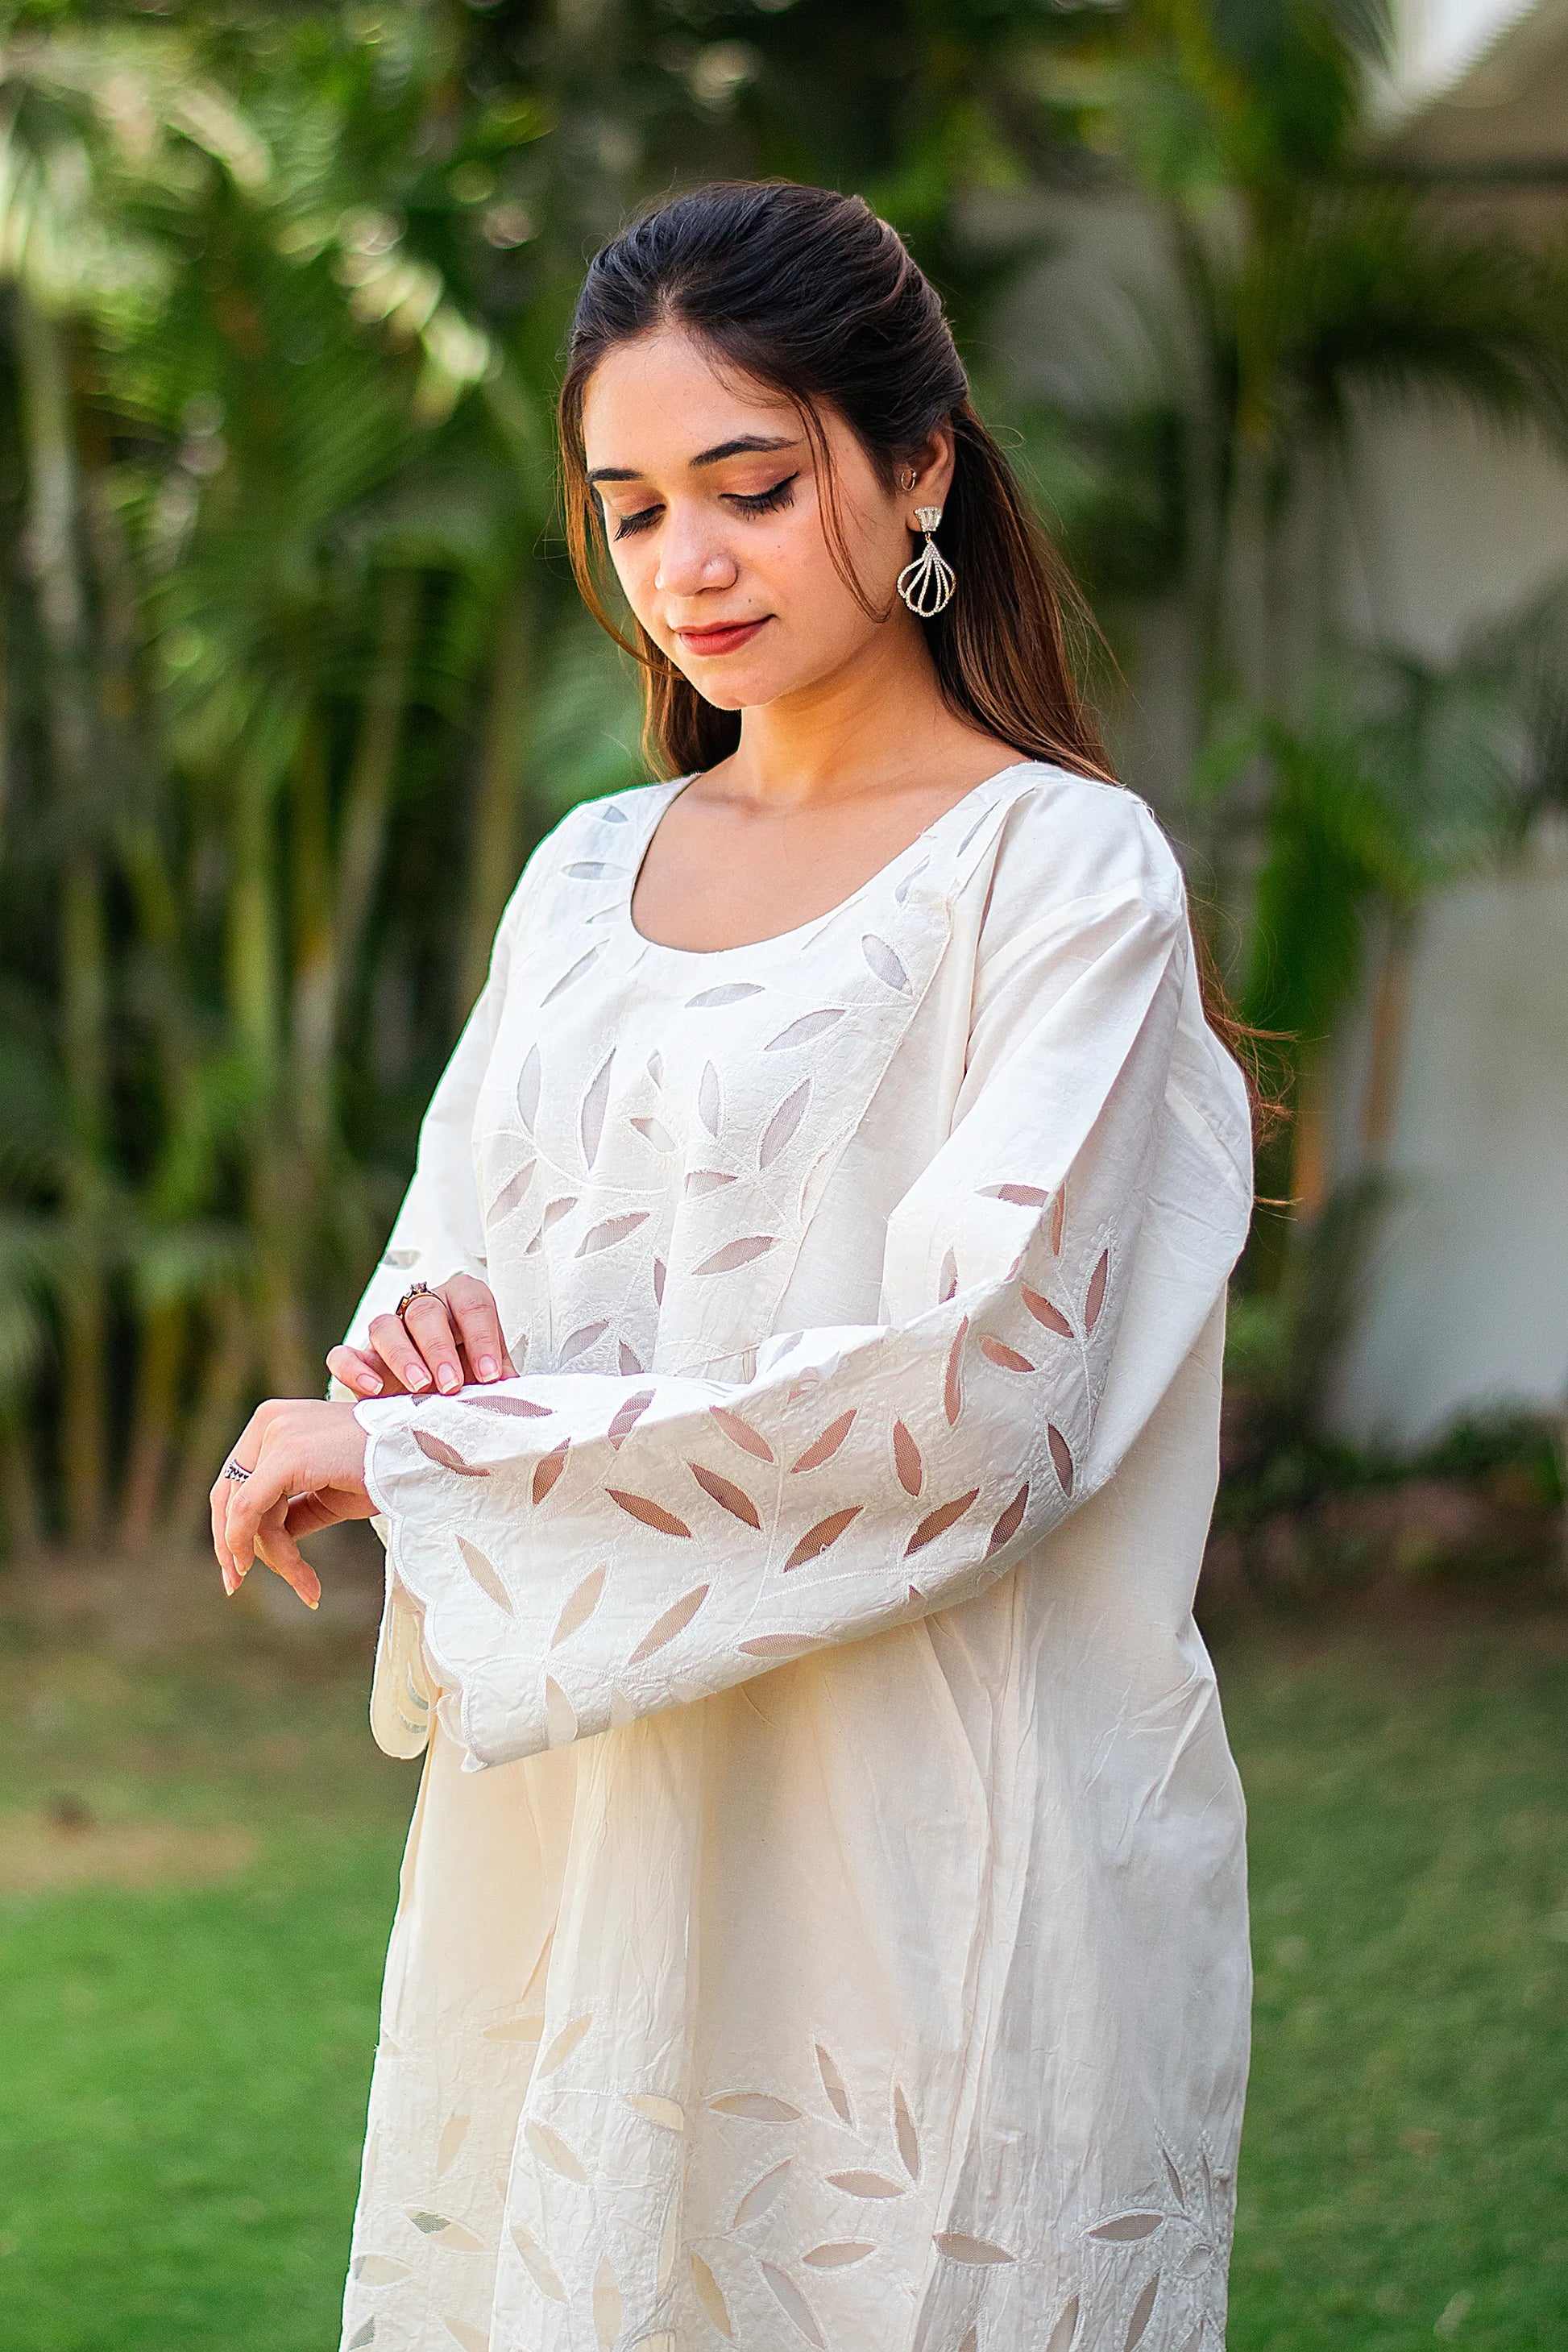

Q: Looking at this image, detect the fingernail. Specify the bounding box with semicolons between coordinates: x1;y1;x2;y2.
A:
437;1364;459;1392
409;1366;430;1390
358;1371;383;1394
478;1356;498;1380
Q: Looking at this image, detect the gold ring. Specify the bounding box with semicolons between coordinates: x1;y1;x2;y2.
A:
396;1281;433;1320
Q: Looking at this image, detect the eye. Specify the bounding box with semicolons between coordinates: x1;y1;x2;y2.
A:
727;473;799;516
612;504;662;541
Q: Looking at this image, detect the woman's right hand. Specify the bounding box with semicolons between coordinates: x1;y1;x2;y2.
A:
326;1273;518;1400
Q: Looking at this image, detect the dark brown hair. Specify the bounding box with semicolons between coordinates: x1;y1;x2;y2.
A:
558;179;1271;1130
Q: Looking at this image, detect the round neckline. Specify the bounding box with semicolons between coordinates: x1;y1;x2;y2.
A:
617;761;1039;964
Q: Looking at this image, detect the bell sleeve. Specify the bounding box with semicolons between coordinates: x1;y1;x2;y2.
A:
351;856;1253;1773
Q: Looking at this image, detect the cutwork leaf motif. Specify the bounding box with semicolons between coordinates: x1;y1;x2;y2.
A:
803;2243;873;2267
760;1079;811;1168
442;2325;487;2352
577;1211;649;1257
986;1483;1029;1555
1052;1188;1067;1252
381;1247;418;1267
1047;1425;1075;1495
471;1392;551;1420
653;1256;667;1305
436;2114;471;2174
695;1235;777;1277
688;981;764;1007
740;1633;828;1659
785;1507;862;1569
687;1462;762;1528
815;2043;852;2126
1022;1284;1074;1338
599;803;628;823
732;2158;792;2227
482;2013;542;2043
690;2250;732;2337
892;1421;923;1497
1091;2214;1163;2242
633;1114;677;1152
619;1339;644;1375
609;1390;656;1448
608;1489;691;1539
790;1410;856;1471
624;2093;685;2130
686;1168;736;1197
1125;2275;1160;2347
657;2201;680;2290
699;1060;722;1135
861;932;911;992
1046;2294;1081;2352
760;2262;825;2347
982;1182;1051;1208
594;2255;621;2350
932;2233;1015;2264
541;945;601;1004
944;1319;968;1424
708;2093;802;2121
906;1491;979;1553
488;1159;536;1222
939;1247;959;1303
628;1585;710;1662
766;1008;844;1051
979;1337;1035;1373
406;2212;486;2250
516;1045;541;1130
894;2086;920;2178
457;1538;513;1616
554;1570;611;1646
1162;2149;1186;2209
414;1432;490;1479
1085;1249;1110;1332
563;860;616;878
351;2256;409;2284
537;2014;592;2079
533;1439;570;1504
525;2120;587;2182
512;2223;568;2300
525;1197;578;1255
712;1406;774;1462
544;1678;577;1747
827;2171;903;2199
560;1318;608;1362
346;2319;376;2347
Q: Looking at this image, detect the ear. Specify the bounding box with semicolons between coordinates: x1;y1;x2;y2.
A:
902;423;956;516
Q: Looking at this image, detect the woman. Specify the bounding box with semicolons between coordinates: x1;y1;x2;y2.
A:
213;181;1256;2352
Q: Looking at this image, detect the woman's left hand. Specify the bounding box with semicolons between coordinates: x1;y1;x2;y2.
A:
211;1398;376;1611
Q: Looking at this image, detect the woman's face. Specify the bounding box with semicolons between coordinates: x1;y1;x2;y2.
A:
580;326;948;713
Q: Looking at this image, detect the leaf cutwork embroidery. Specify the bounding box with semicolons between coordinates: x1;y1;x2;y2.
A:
487;1159;536;1222
892;1421;923;1496
624;2093;685;2130
632;1114;676;1150
351;2256;409;2285
653;1255;666;1305
628;1584;709;1662
694;1234;777;1276
406;2212;486;2250
803;2243;873;2267
981;1181;1051;1207
944;1318;968;1425
687;981;764;1007
687;1462;762;1528
1047;1425;1075;1495
790;1409;856;1471
894;2085;920;2178
442;2321;487;2352
1052;1185;1067;1252
986;1482;1029;1554
690;2250;732;2337
711;1405;775;1462
1091;2213;1163;2242
471;1392;551;1419
457;1538;512;1615
607;1488;691;1538
516;1044;541;1130
593;2255;621;2350
815;2043;852;2126
1046;2295;1081;2352
346;2320;375;2348
524;2121;587;2182
1126;2275;1160;2347
541;944;600;1004
533;1439;570;1504
933;2232;1015;2264
906;1491;979;1553
511;2223;567;2300
708;2092;802;2121
576;1210;649;1257
619;1338;644;1375
861;932;910;992
785;1506;862;1569
413;1431;490;1479
525;1196;577;1256
827;2170;903;2199
559;1318;608;1361
978;1336;1035;1373
686;1168;736;1197
1021;1283;1074;1338
436;2114;471;2174
766;1008;844;1051
759;1078;811;1168
1085;1247;1110;1331
608;1388;656;1448
939;1245;959;1302
759;2262;825;2348
536;2013;592;2078
739;1632;828;1659
698;1060;722;1135
732;2158;792;2227
552;1568;606;1649
544;1678;577;1747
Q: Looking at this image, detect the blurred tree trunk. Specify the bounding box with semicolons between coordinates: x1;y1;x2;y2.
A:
461;568;537;1011
335;568;418;1012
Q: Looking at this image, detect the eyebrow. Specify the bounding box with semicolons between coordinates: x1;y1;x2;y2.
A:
586;434;800;486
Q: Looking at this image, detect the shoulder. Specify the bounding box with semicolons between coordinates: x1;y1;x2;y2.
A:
496;782;671;940
977;762;1188;934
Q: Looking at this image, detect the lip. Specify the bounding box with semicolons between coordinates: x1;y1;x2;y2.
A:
674;617;770;657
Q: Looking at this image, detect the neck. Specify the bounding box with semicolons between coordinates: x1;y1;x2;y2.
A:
716;611;973;810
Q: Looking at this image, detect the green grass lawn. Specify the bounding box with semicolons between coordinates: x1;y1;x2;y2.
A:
1;1564;1565;2351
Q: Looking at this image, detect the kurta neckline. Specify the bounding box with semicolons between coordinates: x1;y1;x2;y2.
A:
617;757;1040;964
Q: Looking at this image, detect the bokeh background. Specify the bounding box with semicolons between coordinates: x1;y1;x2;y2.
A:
1;2;1566;2346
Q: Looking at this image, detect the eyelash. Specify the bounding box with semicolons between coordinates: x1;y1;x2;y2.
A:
612;474;800;541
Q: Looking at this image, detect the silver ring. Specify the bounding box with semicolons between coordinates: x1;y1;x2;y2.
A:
224;1460;251;1483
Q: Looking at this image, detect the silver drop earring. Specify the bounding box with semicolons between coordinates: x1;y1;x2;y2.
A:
897;505;956;617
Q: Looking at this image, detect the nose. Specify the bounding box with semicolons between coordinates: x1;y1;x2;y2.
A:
654;504;738;602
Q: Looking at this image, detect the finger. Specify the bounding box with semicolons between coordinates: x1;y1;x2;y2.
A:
223;1441;299;1576
444;1279;509;1383
326;1343;389;1398
367;1311;438;1394
253;1500;321;1610
401;1292;466;1393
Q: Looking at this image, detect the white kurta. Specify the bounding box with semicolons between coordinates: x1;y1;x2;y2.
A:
332;759;1255;2352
